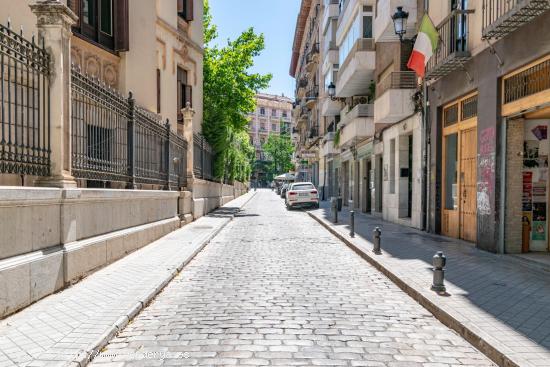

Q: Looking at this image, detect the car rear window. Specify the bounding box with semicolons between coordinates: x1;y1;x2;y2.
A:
292;184;315;191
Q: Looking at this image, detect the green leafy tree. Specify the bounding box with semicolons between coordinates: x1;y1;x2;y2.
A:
202;0;271;182
262;132;294;180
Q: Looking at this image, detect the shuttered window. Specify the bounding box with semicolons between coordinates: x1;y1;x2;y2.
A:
69;0;129;52
177;0;194;22
177;67;193;124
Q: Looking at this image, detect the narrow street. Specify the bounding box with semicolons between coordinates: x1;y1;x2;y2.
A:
91;190;494;366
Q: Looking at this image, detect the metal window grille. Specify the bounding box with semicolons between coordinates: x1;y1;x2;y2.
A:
504;58;550;104
0;21;50;176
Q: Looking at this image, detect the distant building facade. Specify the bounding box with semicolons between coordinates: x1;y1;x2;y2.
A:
248;93;294;185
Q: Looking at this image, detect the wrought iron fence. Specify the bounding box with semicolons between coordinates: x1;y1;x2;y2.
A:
193;133;214;181
0;21;50;176
71;65;187;189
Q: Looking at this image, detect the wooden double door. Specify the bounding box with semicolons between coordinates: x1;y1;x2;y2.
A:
442;94;478;242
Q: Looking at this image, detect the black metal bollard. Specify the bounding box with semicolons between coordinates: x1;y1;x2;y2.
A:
431;251;447;293
372;227;381;254
350;211;355;237
331;197;338;223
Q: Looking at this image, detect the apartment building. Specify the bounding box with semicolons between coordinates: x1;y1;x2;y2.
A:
248;93;293;185
292;0;550;255
425;0;550;254
290;0;323;189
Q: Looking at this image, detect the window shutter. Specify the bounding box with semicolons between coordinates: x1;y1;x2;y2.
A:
115;0;129;51
185;85;193;108
68;0;81;29
185;0;194;21
177;0;184;14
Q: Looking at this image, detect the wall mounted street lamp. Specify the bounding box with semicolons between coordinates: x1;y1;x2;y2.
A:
392;6;409;42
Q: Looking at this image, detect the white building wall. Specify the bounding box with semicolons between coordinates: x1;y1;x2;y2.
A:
382;113;422;229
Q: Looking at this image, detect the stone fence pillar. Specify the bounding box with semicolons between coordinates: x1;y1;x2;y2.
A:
31;1;77;188
182;102;195;182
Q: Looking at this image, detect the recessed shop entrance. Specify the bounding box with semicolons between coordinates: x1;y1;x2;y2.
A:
441;93;478;243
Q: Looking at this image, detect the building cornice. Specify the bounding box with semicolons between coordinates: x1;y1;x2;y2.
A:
289;0;313;77
155;17;204;55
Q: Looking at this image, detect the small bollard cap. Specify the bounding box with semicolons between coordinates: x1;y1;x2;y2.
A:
433;251;446;269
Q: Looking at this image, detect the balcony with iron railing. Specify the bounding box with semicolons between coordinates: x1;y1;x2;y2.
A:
374;71;417;124
306;43;320;72
296;106;310;128
425;10;474;79
482;0;550;39
305;85;319;108
336;38;376;97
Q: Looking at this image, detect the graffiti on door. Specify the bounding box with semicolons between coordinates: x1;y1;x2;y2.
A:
478;127;496;217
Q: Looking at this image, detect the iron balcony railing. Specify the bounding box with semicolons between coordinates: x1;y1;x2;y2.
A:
377;71;417;97
426;10;474;79
482;0;550;39
71;65;187;189
193;133;214;181
0;21;51;177
503;57;550;104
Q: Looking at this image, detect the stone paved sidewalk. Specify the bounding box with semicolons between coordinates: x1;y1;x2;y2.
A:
309;202;550;367
0;192;255;367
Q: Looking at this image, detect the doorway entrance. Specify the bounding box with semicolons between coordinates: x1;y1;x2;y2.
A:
442;93;478;242
362;159;372;213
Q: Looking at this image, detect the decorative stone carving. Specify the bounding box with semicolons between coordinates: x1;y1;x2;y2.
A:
85;54;101;79
103;62;118;87
71;46;82;69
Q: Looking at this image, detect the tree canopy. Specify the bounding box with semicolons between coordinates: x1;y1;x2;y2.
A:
202;0;272;182
262;130;295;181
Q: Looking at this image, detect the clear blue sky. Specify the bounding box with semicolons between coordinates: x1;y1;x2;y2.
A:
208;0;300;99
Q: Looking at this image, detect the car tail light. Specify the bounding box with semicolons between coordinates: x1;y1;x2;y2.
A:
288;192;297;195
311;190;318;194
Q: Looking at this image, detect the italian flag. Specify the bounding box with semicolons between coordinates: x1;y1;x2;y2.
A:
407;15;439;78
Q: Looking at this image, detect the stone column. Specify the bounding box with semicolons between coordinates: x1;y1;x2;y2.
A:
31;1;78;188
182;102;195;181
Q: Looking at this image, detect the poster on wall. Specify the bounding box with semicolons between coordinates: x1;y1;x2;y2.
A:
533;202;547;221
532;221;546;241
523;172;533;211
533;183;547;202
523;120;549;250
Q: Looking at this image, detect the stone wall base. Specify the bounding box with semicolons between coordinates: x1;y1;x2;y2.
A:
0;217;179;318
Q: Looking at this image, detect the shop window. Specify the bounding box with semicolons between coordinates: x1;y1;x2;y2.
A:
177;68;192;124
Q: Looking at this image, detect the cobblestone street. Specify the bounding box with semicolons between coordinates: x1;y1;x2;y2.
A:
89;190;495;366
